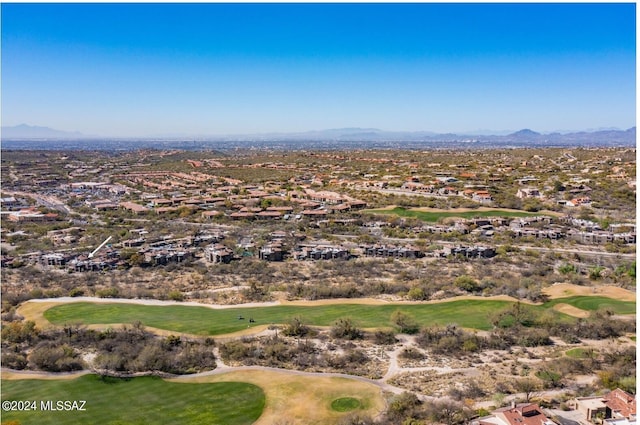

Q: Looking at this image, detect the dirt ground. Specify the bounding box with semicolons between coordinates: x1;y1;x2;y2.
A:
168;369;386;425
552;303;591;318
1;369;91;380
543;283;636;302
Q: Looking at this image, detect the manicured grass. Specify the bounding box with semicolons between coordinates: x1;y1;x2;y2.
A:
43;301;533;334
545;296;636;315
42;296;634;337
331;397;361;412
365;206;551;222
565;348;595;359
1;375;265;425
176;370;385;424
45;300;515;334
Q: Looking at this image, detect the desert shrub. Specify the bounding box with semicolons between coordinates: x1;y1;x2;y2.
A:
282;316;311;337
2;351;28;369
372;329;397;345
399;347;425;360
454;275;479;292
29;342;84;372
331;318;364;340
1;320;39;343
391;311;419;334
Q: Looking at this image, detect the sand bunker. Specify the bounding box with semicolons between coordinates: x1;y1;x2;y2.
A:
552;303;591;318
544;283;636;302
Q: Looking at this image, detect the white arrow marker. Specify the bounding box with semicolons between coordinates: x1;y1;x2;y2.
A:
88;236;113;258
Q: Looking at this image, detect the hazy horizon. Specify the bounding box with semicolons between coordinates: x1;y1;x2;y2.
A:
2;3;636;138
2;122;636;140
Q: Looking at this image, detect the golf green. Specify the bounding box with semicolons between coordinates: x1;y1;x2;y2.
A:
1;374;265;425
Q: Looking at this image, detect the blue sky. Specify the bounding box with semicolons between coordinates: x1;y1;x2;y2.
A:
1;3;636;137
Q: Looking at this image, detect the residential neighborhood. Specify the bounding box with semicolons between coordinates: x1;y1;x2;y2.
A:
1;146;635;424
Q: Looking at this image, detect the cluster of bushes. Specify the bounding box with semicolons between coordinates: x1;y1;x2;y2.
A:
411;304;634;359
597;346;636;394
543;308;635;343
1;322;216;375
383;392;473;425
218;334;374;376
413;322;550;358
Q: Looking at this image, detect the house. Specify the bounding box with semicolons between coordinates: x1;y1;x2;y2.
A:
301;209;328;218
294;245;350;261
120;202;149;214
0;197;18;209
565;197;592;207
347;200;367;210
229;212;256;220
256;211;283;220
362;244;424;259
7;208;56;223
40;252;75;267
443;245;496;258
402;181;427;191
92;201;119;211
204;244;233;264
575;396;608;423
566;230;636;245
436;176;458;184
258;246;284;261
516;188;543;199
472;191;493;204
574;389;636;424
328;203;351;213
201;210;223;220
472;403;557;425
143;249;190;266
604;389;637;421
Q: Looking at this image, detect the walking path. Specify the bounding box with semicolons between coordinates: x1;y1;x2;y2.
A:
9;289;635;409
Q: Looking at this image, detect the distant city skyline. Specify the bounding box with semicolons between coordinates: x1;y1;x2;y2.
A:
1;3;636;138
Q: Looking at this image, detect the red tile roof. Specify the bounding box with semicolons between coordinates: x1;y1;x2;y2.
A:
604;389;636;418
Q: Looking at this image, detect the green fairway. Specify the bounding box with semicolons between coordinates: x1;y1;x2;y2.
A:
42;294;635;337
545;296;636;315
45;300;520;334
365;206;552;222
1;375;265;425
331;397;362;412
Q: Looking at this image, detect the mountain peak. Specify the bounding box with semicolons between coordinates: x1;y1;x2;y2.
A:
2;124;83;139
510;129;541;137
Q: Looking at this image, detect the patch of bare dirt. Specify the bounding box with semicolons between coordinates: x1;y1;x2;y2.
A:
544;283;636;301
552;303;591;318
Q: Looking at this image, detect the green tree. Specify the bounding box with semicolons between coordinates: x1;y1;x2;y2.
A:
391;311;419;334
588;266;605;280
454;275;479;292
407;287;427;300
283;316;310;337
514;378;540;402
331;318;363;340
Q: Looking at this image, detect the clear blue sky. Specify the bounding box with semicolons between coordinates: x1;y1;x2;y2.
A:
1;3;636;137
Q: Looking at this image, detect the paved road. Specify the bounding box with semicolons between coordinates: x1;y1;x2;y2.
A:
6;191;75;215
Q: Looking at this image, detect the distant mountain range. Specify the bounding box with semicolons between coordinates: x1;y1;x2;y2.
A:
1;124;85;139
1;124;635;149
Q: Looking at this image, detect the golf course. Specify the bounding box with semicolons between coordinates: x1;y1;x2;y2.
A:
30;295;637;337
1;374;266;425
1;367;386;425
4;285;635;424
